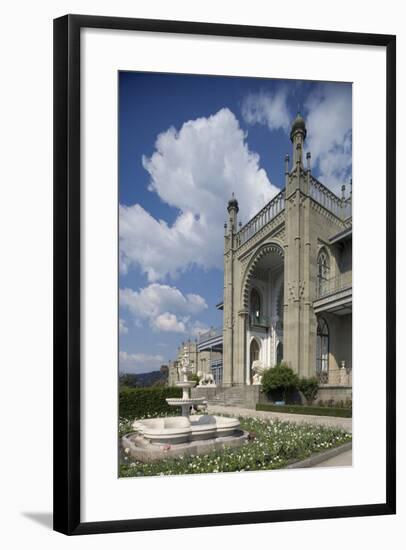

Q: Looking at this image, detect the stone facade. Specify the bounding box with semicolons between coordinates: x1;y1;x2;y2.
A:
222;114;352;390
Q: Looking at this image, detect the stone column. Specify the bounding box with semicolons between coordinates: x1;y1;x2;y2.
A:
235;309;248;385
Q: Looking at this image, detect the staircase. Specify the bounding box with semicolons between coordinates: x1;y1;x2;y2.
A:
207;386;249;408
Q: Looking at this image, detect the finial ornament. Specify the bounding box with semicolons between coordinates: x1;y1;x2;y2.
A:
227;192;239;213
306;151;311;172
290;112;307;142
341;184;346;200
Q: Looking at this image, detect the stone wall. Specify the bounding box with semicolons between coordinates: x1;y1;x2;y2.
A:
316;385;352;404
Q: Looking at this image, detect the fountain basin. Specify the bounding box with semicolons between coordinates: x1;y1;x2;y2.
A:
189;415;218;440
124;414;248;463
132;416;191;445
211;416;240;438
175;381;196;389
132;414;237;444
125;414;249;462
165;397;206;407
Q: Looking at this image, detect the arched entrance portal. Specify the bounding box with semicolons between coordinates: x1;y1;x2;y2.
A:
249;338;260;384
242;243;284;384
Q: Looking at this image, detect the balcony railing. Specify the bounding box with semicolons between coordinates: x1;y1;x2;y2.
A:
233;177;351;251
316;274;352;299
235;190;285;247
309;176;352;220
317;365;352;386
198;326;223;345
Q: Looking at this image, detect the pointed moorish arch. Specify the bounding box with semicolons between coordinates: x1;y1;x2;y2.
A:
241;242;285;309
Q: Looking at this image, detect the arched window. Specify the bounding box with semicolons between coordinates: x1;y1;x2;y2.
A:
250;288;261;323
316;317;329;383
317;249;330;296
276;283;284;330
249;338;260;384
276;341;283;365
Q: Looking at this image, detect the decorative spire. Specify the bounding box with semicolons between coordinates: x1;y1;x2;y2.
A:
290;113;307;166
290;112;307;142
227;192;239;213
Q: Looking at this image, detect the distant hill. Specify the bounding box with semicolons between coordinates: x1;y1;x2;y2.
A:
136;371;167;387
119;370;168;388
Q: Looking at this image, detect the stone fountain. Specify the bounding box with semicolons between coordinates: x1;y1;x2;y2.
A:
122;347;248;463
165;348;207;416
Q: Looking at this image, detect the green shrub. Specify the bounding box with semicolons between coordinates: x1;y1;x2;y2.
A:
317;398;352;409
188;372;201;385
262;362;299;401
298;376;319;405
119;386;182;419
256;403;352;418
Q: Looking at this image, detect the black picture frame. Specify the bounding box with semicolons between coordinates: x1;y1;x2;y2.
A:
53;14;396;536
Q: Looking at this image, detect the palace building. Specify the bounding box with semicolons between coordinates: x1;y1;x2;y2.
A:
173;114;352;405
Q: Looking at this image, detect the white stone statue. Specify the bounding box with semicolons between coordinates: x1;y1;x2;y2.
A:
252;360;265;385
198;372;216;386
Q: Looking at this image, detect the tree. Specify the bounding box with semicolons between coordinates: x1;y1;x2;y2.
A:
160;364;169;377
262;362;299;402
119;373;137;388
152;377;167;387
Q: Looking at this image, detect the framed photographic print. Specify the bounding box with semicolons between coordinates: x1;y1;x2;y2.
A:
53;14;396;535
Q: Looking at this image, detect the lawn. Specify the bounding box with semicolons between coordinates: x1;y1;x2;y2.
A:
119;415;351;477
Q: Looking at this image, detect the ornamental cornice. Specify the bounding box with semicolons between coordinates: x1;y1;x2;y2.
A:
236;216;285;259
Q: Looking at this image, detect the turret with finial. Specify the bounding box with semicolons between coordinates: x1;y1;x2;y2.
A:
290;112;307;166
227;192;239;233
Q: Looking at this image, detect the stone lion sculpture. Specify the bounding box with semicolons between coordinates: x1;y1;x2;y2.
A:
251;360;265;385
197;371;216;386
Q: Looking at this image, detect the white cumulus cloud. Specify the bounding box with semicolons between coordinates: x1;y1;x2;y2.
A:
119;318;128;334
119;351;165;373
119;283;207;334
120;108;279;280
241;84;352;196
241;89;291;132
153;312;186;333
304;84;352;194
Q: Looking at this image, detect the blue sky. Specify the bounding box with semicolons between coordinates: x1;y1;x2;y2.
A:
118;72;352;373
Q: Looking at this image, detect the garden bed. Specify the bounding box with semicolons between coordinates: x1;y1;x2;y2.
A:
256;403;352;417
119;416;352;477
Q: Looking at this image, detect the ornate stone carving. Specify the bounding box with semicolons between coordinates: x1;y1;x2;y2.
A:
236;213;285;255
287;280;306;302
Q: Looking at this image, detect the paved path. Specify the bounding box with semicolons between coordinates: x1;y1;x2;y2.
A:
207;404;352;433
316;449;352;467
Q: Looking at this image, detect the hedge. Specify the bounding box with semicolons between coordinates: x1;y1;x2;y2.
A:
256;403;352;418
119;386;182;419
